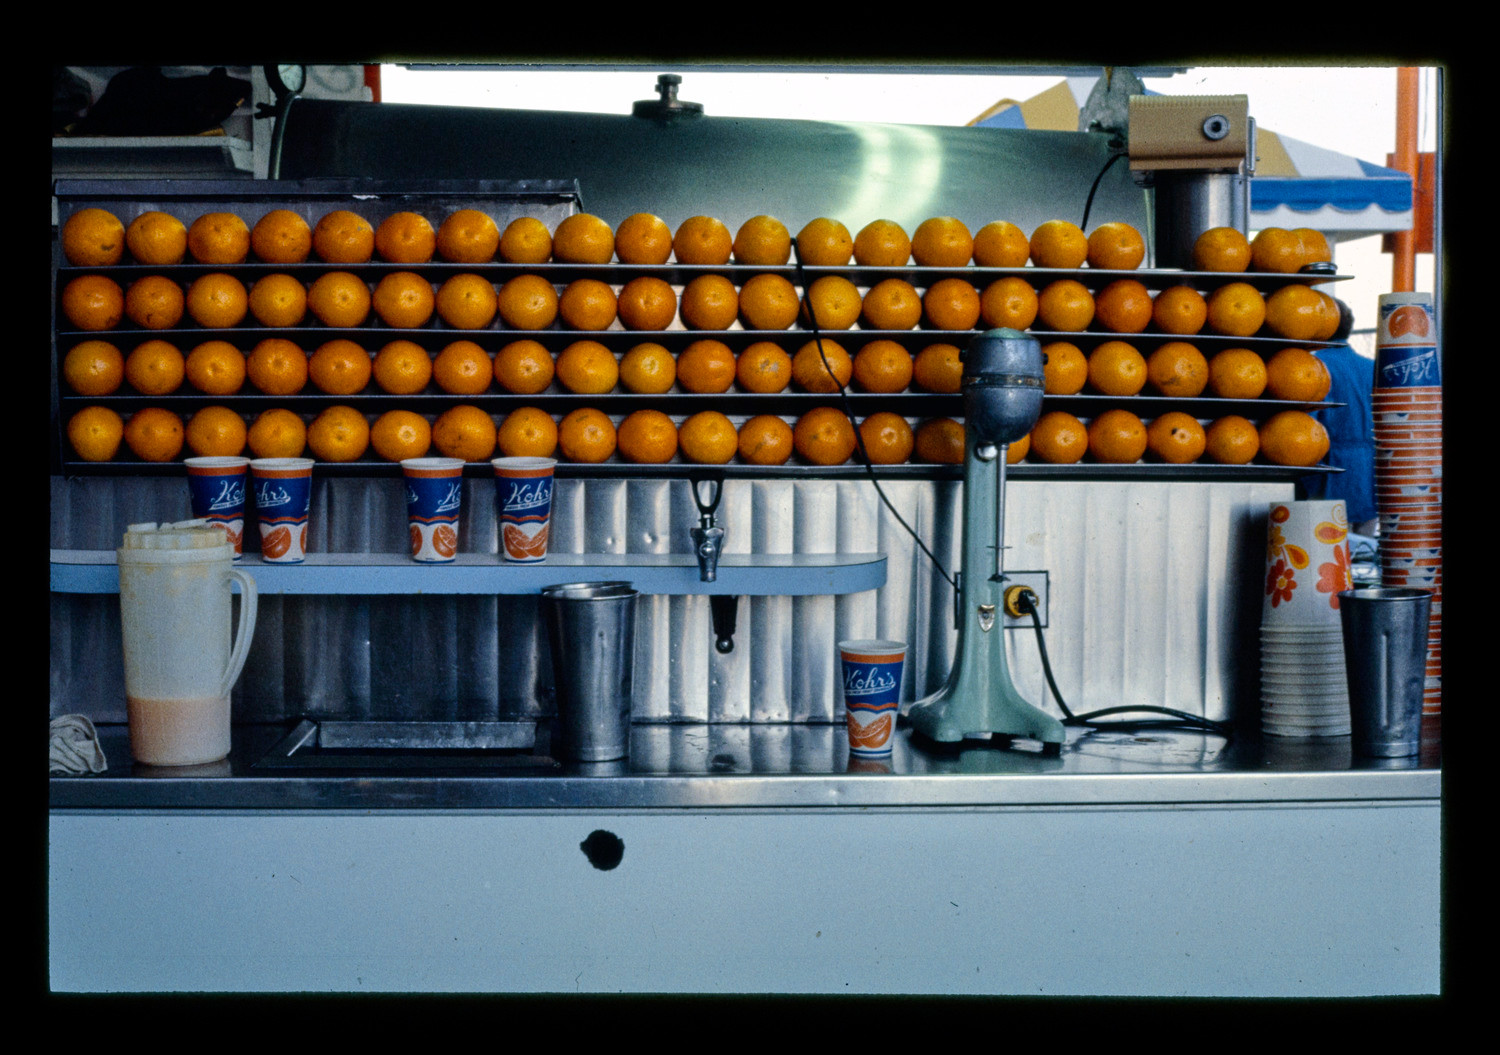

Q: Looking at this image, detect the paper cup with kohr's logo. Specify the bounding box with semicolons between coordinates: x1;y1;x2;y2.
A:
185;456;250;560
493;457;556;563
249;458;314;563
839;639;905;756
401;457;465;563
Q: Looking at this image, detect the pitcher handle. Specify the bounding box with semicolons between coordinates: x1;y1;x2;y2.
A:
220;567;259;700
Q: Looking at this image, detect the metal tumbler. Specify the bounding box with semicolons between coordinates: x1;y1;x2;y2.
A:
1338;587;1432;757
541;581;639;762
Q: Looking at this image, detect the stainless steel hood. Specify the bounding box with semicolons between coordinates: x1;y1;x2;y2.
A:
275;97;1149;246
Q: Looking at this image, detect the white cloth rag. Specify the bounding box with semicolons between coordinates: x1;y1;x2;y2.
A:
50;714;108;775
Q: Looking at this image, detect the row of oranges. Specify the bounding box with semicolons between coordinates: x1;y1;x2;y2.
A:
62;333;1330;404
58;266;1340;345
65;402;1328;470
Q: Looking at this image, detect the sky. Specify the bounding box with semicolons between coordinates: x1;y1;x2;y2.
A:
379;63;1442;341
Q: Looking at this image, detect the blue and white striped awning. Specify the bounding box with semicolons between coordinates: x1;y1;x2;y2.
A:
970;78;1412;238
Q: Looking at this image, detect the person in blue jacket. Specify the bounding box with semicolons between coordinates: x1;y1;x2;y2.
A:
1299;298;1377;536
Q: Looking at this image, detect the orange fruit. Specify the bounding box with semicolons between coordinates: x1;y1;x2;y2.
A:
1312;291;1342;341
124;275;185;330
853;219;911;267
1086;222;1146;270
185;406;248;458
63;339;125;396
613;213;672;265
852;339;914;393
979;277;1038;330
61;207;125;267
1029;220;1088;269
733;215;792;266
1087;409;1148;463
1035;279;1094;331
1146;412;1206;464
66;405;124;462
123;407;185;462
861;278;923;330
673;215;733;265
794;407;858;465
801;275;861;330
618;341;676;394
124;339;185;395
1207;348;1268;399
735;341;791;394
61;274;124;331
1151;285;1208;335
1092;278;1153;334
557;407;617;463
558;278;618;331
432;339;493;395
496;274;559;330
738;415;794;466
1250;228;1306;274
1087;340;1147;396
246;337;308;395
1192;227;1251;273
1041;340;1087;395
1265;347;1332;402
434;274;497;330
795;218;853;266
859;412;915;464
496;406;558;458
1294;228;1332;265
617;409;680;464
1006;433;1031;464
551;213;614;264
493;339;555;395
250;209;312;264
308;338;373;395
374;211;437;264
1258;410;1329;467
792;338;852;393
125;210;188;266
972;221;1031;268
1146;341;1209;397
677;339;737;394
912;342;963;393
187;212;250;265
436;209;500;263
1205;415;1261;464
1205;282;1266;337
185;340;246;395
247;408;307;459
431;405;497;462
555;339;619;394
911;217;973;268
372;271;436;328
370;409;433;462
1029;411;1088;464
184;273;248;329
680;274;739;330
922;277;981;330
493;215;551;265
738;273;800;330
372;339;433;395
617;276;677;331
248;273;308;328
307;405;370;462
913;417;965;464
1263;284;1326;341
307;271;372;328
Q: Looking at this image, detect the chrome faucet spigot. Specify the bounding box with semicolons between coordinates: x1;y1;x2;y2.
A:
690;474;725;583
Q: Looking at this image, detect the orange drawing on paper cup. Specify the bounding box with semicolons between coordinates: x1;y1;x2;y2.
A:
262;525;293;560
1386;304;1431;338
503;523;549;560
433;524;458;559
847;711;894;750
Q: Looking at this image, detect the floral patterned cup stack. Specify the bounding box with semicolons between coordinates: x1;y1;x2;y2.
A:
1373;292;1442;716
1261;499;1356;738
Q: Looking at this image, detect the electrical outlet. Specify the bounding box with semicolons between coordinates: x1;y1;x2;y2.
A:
999;570;1049;628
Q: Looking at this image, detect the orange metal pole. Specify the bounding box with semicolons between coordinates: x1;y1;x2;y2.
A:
1391;67;1420;292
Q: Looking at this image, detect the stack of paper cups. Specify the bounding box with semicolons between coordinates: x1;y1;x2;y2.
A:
1260;499;1355;738
1373;292;1442;715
